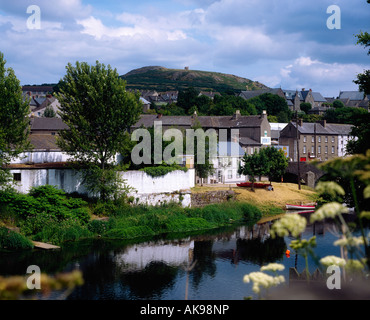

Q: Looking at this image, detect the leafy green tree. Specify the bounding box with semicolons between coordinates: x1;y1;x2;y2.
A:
43;106;56;118
238;150;268;191
323;106;368;124
353;2;370;95
300;102;312;114
332;100;345;109
346;113;370;155
248;93;290;119
55;61;142;200
260;147;288;184
177;87;200;114
0;52;31;186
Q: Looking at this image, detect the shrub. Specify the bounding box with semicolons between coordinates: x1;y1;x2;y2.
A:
87;219;110;235
140;165;188;177
0;227;34;251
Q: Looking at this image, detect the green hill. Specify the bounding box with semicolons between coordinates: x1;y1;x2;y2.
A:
120;66;268;93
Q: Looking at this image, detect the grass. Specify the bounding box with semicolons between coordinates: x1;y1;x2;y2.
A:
191;182;318;216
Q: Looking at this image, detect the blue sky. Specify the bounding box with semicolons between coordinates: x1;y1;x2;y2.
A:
0;0;369;97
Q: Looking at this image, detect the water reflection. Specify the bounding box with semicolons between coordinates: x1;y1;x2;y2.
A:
0;212;365;300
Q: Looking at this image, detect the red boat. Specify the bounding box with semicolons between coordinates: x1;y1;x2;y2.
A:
236;182;270;189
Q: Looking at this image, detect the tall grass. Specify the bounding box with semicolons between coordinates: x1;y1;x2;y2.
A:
101;202;262;240
0;227;34;251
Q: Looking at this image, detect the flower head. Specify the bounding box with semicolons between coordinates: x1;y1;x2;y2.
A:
270;214;307;238
320;255;346;267
310;202;348;223
243;272;285;295
260;263;285;273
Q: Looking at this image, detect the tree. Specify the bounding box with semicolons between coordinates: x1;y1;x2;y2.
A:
332;100;345;109
177;87;200;114
0;52;30;186
238;150;268;191
248;93;290;119
55;61;142;200
260;147;288;184
353;2;370;95
346;113;370;155
43;106;56;118
300;102;312;114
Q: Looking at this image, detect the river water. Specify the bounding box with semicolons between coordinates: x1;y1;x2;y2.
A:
0;212;366;300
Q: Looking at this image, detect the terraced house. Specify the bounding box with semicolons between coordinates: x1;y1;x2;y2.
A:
279;120;354;162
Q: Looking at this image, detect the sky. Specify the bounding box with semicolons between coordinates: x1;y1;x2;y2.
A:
0;0;369;97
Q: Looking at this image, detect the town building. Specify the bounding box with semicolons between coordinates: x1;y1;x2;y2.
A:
279;120;354;162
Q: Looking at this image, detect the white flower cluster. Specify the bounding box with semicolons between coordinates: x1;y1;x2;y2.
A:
270;214;307;238
334;236;364;248
310;202;348;223
315;181;345;198
243;263;285;295
243;272;285;295
320;255;346;267
260;263;285;272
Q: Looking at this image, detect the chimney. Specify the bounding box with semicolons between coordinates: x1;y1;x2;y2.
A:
318;120;326;127
298;119;303;127
192;110;197;118
233;110;241;120
260;110;267;119
157;113;162;119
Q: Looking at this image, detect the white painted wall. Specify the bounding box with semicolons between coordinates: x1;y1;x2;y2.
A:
9;168;195;207
15;151;69;164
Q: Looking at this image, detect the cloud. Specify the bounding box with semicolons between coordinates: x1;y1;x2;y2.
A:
0;0;368;97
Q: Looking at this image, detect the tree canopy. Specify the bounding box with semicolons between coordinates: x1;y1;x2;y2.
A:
0;52;30;185
55;60;142;199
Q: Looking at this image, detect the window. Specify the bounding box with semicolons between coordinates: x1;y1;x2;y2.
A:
311;146;314;154
318;146;321;154
332;146;335;154
325;136;328;143
303;136;307;142
318;136;321;143
325;146;328;154
312;136;315;143
303;146;306;154
228;170;232;179
332;136;335;143
13;173;21;182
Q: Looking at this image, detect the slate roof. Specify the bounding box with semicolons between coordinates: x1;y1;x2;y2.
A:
339;91;366;101
29;134;60;150
30;117;68;132
132;114;264;129
289;122;353;135
239;136;261;146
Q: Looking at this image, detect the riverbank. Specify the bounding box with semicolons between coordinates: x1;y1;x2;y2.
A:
0;183;318;249
192;182;318;215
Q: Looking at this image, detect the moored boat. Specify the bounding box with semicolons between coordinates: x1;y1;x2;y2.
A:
285;204;316;210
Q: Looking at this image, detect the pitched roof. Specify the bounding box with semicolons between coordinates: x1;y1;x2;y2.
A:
339;91;366;101
132;114;264;129
30;117;68;131
239;136;261;146
325;123;353;135
29;134;60;150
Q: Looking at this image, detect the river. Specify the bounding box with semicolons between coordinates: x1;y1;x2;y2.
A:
0;211;367;300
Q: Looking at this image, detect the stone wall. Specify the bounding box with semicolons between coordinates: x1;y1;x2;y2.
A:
191;190;235;207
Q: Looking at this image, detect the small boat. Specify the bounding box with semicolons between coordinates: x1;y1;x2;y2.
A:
285;204;316;210
236;182;269;189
